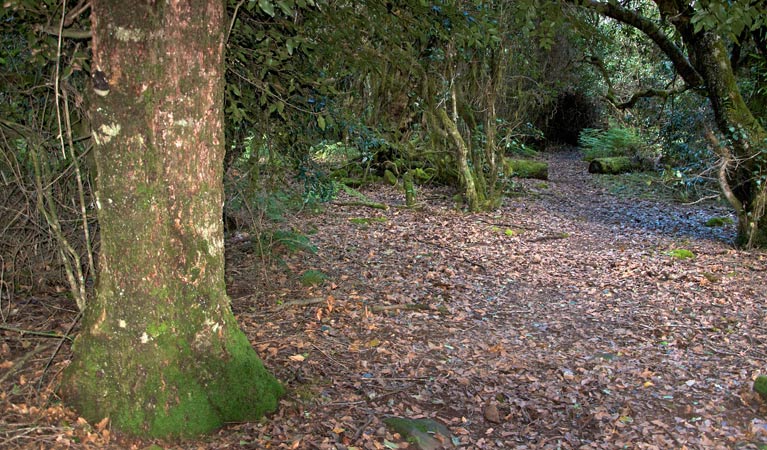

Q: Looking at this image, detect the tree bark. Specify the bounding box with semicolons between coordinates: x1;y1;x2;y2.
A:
439;108;482;211
61;0;282;438
683;28;767;247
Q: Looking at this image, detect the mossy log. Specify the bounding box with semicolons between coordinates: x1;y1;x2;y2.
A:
505;159;549;180
336;183;389;210
588;156;642;174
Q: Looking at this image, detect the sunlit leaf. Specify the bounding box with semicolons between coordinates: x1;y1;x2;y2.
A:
258;0;275;17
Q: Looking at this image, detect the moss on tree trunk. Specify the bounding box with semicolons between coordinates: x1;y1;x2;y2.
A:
403;171;416;207
692;32;767;247
60;0;282;438
438;108;484;211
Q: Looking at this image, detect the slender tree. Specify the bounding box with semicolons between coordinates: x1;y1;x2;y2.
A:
61;0;283;437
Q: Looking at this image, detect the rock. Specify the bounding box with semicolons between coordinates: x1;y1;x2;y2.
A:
383;416;455;449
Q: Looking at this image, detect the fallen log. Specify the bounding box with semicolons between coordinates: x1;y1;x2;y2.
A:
588;156;642;174
504;158;549;180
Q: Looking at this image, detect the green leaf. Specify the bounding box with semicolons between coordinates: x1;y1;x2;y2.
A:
286;37;295;55
276;0;293;16
258;0;275;17
317;115;326;131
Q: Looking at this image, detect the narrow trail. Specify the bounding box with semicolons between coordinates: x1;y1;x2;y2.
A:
4;151;765;449
539;149;734;244
225;150;767;449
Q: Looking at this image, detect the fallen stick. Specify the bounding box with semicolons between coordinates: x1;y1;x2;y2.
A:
272;297;325;311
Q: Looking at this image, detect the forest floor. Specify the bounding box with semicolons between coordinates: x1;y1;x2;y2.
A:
2;148;767;449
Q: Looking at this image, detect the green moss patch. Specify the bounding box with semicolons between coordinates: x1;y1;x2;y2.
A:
62;320;283;439
705;216;734;227
755;375;767;401
668;249;695;259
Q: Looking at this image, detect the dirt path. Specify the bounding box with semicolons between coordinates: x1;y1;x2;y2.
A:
219;150;767;449
2;151;766;449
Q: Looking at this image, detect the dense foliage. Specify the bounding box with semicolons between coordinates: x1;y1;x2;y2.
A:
2;0;767;302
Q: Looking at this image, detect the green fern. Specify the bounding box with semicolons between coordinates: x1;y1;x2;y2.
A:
579;126;645;161
299;269;327;287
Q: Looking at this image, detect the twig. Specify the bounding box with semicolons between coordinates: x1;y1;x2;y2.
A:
529;233;569;243
37;311;81;391
682;194;721;206
64;0;91;26
226;0;245;44
0;325;71;340
360;376;429;382
352;415;375;442
474;217;535;230
332;201;389;210
374;383;416;400
36;25;92;39
703;343;742;357
371;303;430;313
309;343;347;370
412;236;486;271
272;297;324;311
0;343;49;385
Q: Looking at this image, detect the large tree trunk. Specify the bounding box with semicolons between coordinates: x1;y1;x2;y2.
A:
61;0;282;438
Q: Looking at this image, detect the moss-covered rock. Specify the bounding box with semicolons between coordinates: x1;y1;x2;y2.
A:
384;169;398;186
384;416;455;449
755;375;767;401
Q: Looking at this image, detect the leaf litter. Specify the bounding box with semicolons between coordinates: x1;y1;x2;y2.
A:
1;149;766;449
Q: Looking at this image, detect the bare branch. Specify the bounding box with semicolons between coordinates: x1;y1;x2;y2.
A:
614;85;692;109
706;131;744;216
36;24;92;40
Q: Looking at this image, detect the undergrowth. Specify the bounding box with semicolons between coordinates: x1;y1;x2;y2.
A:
579;125;646;161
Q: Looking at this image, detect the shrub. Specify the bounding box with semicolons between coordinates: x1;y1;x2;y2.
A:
579;126;646;161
